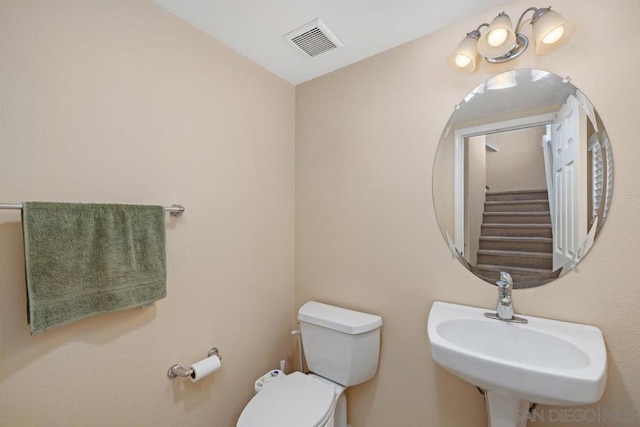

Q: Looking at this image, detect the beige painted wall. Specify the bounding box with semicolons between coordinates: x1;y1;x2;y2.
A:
2;0;640;426
486;126;547;192
465;136;487;265
296;1;640;426
0;1;294;426
432;127;455;246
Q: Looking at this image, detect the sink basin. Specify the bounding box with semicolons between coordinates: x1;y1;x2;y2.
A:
428;302;607;426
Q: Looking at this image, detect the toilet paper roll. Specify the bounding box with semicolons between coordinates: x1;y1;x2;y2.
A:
190;355;222;382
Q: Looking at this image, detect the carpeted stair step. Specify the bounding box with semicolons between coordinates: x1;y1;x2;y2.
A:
485;189;549;202
477;249;552;270
481;223;552;238
484;200;550;213
479;236;553;253
483;211;551;224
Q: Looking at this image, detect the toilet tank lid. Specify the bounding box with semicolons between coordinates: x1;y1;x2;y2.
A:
298;301;382;334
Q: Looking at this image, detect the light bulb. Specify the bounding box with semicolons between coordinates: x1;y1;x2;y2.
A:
455;54;472;68
487;28;508;47
476;13;516;59
449;31;479;72
532;8;574;54
542;25;564;44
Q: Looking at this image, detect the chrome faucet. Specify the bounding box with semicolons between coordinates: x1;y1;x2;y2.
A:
496;271;514;320
484;272;528;324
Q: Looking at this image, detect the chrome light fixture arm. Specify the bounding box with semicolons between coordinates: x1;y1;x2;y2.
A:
465;23;488;41
483;34;529;64
514;6;539;34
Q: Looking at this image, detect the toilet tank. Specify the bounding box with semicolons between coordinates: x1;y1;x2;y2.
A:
297;301;383;387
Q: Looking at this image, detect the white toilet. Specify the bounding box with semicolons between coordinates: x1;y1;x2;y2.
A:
237;301;383;427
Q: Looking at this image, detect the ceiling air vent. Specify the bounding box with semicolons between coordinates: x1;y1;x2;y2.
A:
284;19;344;58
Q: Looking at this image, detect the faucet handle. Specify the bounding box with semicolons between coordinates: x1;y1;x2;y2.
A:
496;279;511;291
499;271;513;285
496;276;512;302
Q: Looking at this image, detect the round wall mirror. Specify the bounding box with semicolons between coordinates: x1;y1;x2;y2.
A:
433;69;613;288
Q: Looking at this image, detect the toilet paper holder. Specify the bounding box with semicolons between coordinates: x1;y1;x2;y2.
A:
167;347;221;379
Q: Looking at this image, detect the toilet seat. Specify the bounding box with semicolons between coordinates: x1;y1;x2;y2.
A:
237;372;337;427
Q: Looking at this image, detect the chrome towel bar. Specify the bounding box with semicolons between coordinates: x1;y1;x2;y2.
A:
0;203;185;217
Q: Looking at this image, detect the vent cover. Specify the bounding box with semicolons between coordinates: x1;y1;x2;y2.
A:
284;19;344;58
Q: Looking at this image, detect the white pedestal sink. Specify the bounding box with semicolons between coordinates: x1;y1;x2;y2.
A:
427;302;607;427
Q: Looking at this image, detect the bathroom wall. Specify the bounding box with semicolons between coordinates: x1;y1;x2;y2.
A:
0;1;294;426
486;126;547;192
465;135;487;265
296;0;640;425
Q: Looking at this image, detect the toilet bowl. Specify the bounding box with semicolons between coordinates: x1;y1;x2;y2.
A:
237;372;346;427
237;301;382;427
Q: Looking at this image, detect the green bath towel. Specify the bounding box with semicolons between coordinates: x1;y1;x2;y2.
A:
22;202;167;335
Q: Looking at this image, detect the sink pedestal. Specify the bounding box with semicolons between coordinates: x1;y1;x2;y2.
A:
485;391;529;427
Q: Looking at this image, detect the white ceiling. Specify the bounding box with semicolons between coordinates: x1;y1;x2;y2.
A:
455;70;573;124
154;0;509;85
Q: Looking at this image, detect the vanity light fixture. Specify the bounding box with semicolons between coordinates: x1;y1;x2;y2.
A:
449;6;574;73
